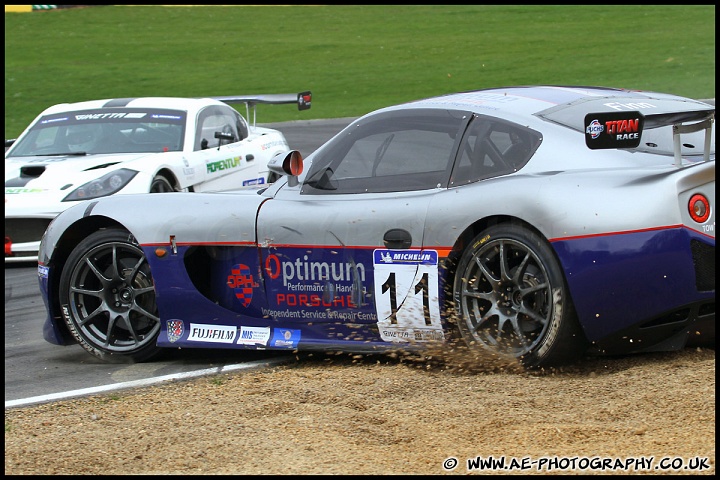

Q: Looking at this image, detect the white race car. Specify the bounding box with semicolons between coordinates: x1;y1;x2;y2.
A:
5;91;312;262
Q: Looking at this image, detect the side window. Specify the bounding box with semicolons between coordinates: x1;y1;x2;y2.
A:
194;106;242;151
236;114;249;141
449;115;542;187
301;109;469;194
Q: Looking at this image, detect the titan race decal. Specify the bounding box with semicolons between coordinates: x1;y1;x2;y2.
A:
373;249;444;343
584;111;644;149
261;247;444;344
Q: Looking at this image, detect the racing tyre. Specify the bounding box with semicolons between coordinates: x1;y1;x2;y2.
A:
453;223;587;368
150;174;175;193
58;228;162;363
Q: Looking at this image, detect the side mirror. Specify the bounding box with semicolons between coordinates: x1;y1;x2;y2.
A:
267;150;303;187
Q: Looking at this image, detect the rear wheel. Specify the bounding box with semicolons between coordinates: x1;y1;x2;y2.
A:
58;228;162;363
453;223;587;368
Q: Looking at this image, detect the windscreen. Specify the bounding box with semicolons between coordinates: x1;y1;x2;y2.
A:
7;108;187;157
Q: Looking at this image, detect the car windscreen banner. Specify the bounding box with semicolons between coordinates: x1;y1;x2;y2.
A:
33;108;187;129
584;111;644;149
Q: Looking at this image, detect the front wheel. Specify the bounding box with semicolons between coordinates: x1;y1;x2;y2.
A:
453;223;587;368
58;228;162;363
150;174;175;193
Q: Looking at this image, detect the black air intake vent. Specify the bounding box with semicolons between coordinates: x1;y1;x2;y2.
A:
691;239;715;291
20;165;46;178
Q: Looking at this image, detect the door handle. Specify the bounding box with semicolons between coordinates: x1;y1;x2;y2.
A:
383;228;412;249
246;154;254;162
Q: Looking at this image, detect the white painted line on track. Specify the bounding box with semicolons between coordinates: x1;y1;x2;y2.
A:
5;356;292;409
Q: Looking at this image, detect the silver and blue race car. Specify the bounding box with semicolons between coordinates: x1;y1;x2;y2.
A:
37;85;715;368
5;91;312;262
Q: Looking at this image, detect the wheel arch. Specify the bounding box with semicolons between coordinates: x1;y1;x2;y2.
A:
46;217;130;343
444;214;590;366
443;214;570;303
153;167;181;191
446;215;541;267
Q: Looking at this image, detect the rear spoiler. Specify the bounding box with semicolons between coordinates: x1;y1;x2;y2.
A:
209;91;312;127
584;109;714;166
670;116;713;167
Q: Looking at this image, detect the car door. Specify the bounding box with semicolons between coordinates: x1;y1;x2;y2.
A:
188;105;264;192
256;108;470;344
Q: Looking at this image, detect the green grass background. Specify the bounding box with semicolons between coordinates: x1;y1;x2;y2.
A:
4;5;715;139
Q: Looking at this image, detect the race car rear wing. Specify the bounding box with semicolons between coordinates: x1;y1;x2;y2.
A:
582;109;714;166
671;116;713;167
210;91;312;127
537;95;714;167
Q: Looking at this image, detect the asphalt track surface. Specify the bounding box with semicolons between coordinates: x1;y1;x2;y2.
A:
4;117;355;408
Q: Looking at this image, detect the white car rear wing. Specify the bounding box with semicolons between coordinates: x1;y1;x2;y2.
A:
210;91;312;127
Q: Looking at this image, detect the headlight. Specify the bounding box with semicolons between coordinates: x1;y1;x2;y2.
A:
62;168;139;201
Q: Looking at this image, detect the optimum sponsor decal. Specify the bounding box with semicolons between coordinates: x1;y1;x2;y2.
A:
264;253;366;287
263;252;367;310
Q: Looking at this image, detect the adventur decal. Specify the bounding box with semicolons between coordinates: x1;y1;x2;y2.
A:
206;156;242;174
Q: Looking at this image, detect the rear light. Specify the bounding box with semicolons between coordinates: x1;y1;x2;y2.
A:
688;193;710;223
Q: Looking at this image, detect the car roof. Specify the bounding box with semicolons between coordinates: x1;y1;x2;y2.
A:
394;85;715;131
39;97;225;116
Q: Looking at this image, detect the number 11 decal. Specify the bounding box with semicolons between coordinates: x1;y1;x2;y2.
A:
373;249;444;343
